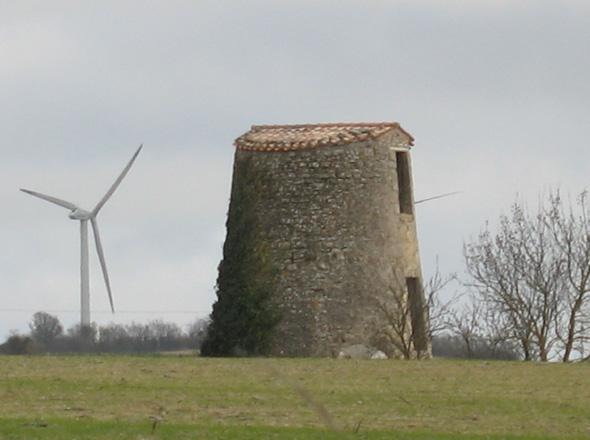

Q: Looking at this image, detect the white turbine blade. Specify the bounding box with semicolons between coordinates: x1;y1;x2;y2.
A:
20;189;78;211
415;191;462;205
92;144;142;216
91;218;115;313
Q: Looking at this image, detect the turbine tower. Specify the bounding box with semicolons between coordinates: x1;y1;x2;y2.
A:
21;145;142;327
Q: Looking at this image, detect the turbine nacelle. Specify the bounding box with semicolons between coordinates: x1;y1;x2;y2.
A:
68;208;92;220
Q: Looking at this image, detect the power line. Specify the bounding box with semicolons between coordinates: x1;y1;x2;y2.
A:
0;308;210;315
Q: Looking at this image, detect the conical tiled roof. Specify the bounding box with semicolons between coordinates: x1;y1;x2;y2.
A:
235;122;413;152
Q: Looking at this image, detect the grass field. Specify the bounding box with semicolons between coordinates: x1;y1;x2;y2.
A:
0;355;588;439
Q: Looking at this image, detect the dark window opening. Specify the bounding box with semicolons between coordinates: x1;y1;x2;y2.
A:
396;151;413;214
406;277;427;352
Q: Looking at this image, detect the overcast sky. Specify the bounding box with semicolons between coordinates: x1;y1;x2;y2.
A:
2;1;589;339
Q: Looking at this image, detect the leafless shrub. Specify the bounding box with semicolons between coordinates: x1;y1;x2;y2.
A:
378;262;457;359
464;190;590;361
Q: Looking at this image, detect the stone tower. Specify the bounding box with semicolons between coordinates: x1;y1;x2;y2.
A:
210;122;428;357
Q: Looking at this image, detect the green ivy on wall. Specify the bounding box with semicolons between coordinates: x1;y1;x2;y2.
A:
201;156;281;356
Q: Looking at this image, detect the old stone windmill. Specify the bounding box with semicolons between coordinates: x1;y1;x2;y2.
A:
204;121;429;358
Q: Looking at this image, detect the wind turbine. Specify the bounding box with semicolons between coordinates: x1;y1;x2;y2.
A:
21;145;143;328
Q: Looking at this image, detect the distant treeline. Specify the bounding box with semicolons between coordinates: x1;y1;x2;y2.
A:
0;311;208;355
0;311;524;360
431;334;520;360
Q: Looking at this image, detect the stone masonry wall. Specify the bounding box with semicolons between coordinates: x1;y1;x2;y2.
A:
226;128;425;357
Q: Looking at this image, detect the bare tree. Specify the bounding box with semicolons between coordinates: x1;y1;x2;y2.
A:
378;263;456;359
465;192;590;361
97;323;131;352
424;262;458;340
547;190;590;361
68;323;98;344
29;312;63;346
377;281;415;359
188;318;209;350
465;202;563;360
446;297;482;358
147;320;183;350
480;304;523;358
512;204;563;361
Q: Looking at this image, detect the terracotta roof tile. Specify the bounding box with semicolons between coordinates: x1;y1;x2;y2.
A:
235;122;413;152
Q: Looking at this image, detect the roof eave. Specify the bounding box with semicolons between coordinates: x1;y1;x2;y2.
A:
234;121;415;151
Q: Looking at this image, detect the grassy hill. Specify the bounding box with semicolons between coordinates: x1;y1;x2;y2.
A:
0;355;588;439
